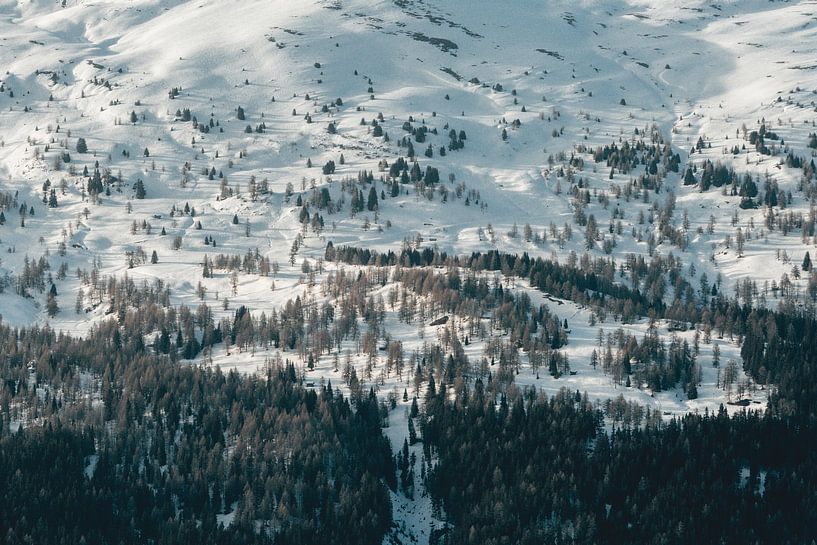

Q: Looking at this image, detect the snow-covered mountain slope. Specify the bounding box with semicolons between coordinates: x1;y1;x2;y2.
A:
2;0;814;410
9;1;817;539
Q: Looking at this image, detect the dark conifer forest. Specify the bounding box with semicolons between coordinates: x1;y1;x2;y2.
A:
421;381;817;545
0;320;393;545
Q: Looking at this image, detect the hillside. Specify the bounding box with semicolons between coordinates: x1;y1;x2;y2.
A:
2;1;817;543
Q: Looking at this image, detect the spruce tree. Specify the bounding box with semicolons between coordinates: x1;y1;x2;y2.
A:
46;291;59;317
367;187;378;211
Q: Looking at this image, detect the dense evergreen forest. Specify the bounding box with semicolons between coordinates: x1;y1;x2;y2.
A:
421;384;817;545
1;244;817;544
0;320;393;545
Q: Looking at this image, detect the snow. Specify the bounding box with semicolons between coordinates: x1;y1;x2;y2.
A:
1;0;812;536
382;402;443;545
217;504;238;529
84;454;99;479
1;0;815;331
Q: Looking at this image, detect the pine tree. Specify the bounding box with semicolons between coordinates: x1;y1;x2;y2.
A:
46;291;59;317
76;137;87;153
150;250;158;264
74;288;83;314
736;228;745;257
687;381;698;400
683;167;696;185
367;187;378;211
549;355;560;378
